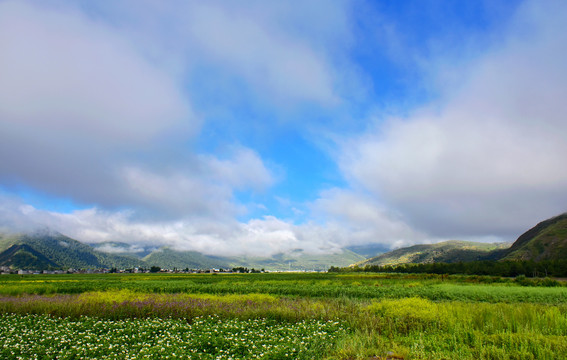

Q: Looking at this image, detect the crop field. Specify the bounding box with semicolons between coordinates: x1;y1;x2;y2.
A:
0;272;566;359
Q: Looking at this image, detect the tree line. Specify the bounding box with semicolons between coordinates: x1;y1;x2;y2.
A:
329;259;567;278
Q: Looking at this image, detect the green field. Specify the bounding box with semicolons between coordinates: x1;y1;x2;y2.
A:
0;272;566;359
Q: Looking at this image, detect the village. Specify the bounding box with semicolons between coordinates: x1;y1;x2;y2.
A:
0;266;325;275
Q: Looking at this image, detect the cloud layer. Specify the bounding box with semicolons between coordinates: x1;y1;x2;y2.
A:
1;0;566;257
339;0;567;239
0;0;350;256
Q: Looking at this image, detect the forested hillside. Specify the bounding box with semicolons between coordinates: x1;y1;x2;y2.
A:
0;231;143;270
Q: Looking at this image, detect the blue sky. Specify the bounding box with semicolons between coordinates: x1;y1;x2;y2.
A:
1;0;566;256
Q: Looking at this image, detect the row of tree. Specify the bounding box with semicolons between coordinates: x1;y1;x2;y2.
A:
231;267;264;273
329;259;567;278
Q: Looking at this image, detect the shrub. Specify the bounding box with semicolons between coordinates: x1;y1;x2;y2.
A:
365;297;445;334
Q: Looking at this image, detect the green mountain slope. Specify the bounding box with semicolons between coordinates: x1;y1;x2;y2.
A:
0;244;59;270
143;248;230;269
358;240;510;267
0;229;366;271
0;231;143;269
503;213;567;261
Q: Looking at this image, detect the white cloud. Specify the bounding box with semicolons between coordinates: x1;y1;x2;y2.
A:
204;147;274;191
120;148;272;219
339;0;567;239
2;189;396;257
0;193;43;233
311;188;427;249
0;1;194;143
5;0;564;257
0;0;194;206
0;0;351;256
0;1;279;221
72;0;346;107
121;167;234;219
184;2;337;105
95;244;147;255
0;198;338;257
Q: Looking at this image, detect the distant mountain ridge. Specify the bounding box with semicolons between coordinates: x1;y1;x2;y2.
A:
0;230;367;271
3;212;565;271
143;248;231;270
358;213;567;267
345;244;390;258
0;231;144;270
226;249;365;271
358;240;510;267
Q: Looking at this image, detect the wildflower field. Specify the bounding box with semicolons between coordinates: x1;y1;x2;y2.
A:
0;272;566;359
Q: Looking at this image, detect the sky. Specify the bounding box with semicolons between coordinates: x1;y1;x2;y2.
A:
1;0;567;257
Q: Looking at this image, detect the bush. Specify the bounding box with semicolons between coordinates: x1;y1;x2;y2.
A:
365;297;445;334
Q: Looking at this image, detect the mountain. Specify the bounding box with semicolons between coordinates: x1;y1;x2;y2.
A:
0;244;59;270
357;213;567;267
358;240;510;267
227;249;366;271
4;212;566;271
345;243;389;258
0;230;365;271
141;247;365;271
0;231;143;270
143;248;230;269
503;213;567;261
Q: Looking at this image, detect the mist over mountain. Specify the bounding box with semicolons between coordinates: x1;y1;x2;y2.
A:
0;228;367;271
0;230;143;270
1;0;567;274
2;212;566;271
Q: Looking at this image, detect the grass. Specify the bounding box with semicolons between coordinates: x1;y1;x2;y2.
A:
0;273;565;303
0;272;566;359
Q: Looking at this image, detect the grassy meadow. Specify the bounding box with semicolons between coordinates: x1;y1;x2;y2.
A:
0;272;566;359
